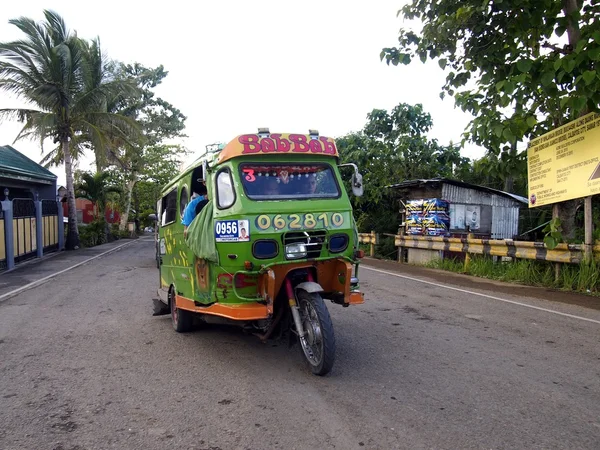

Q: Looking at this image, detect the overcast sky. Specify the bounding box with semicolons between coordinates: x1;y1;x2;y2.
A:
0;1;481;186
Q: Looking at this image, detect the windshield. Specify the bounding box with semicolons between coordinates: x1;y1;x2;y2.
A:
239;163;341;200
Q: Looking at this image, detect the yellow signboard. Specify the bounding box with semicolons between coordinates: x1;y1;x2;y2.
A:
527;112;600;208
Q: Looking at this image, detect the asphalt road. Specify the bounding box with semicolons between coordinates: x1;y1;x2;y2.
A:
1;239;599;450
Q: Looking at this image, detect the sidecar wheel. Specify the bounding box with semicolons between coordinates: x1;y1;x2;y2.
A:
297;290;336;376
170;288;193;333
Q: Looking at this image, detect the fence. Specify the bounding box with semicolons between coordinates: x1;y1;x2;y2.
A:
42;200;59;252
359;232;600;265
0;198;64;271
12;198;37;264
0;203;5;270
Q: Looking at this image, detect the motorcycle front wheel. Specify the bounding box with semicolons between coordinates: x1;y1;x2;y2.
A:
296;290;336;376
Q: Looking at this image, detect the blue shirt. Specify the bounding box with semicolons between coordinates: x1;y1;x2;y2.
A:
181;195;206;226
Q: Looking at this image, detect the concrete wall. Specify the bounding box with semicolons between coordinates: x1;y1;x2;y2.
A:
407;248;443;265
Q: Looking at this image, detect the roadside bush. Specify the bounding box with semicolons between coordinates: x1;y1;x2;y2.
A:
79;219;108;248
104;223;134;241
375;235;398;260
118;230;134;239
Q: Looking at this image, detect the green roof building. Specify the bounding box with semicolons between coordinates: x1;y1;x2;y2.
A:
0;145;57;200
0;145;63;271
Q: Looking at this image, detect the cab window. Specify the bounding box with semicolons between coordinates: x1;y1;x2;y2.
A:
240;163;341;200
191;166;204;196
160;188;178;225
180;187;189;218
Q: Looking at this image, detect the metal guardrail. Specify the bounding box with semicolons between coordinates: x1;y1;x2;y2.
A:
358;232;600;264
359;231;379;256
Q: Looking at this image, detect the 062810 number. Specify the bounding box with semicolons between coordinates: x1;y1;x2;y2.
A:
255;212;345;230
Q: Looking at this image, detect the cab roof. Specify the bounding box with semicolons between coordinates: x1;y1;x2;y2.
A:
160;132;339;195
216;132;339;165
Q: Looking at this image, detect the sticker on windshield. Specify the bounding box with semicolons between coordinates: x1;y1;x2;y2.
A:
215;220;250;242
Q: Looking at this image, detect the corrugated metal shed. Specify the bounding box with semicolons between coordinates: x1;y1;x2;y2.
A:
387;178;528;204
441;183;520;208
386;178;527;239
490;206;520;241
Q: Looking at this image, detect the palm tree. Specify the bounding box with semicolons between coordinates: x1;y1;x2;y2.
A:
75;171;121;219
0;10;138;249
38;39;141;173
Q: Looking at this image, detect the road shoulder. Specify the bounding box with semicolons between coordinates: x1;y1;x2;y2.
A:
361;257;600;312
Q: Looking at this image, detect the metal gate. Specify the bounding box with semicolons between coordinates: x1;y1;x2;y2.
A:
42;200;59;252
12;198;37;264
0;202;6;271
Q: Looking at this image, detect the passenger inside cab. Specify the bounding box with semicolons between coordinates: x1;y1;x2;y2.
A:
182;184;208;238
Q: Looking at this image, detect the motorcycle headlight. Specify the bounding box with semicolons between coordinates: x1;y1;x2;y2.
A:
285;243;307;259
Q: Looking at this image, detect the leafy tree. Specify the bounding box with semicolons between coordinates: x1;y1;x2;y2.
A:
337;102;468;234
116;64;186;147
0;10;137;249
133;143;189;227
134;182;162;220
454;148;528;196
381;0;600;239
107;144;188;228
104;63;187;230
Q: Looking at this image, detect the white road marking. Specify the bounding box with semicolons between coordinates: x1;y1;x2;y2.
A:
0;240;141;303
362;265;600;326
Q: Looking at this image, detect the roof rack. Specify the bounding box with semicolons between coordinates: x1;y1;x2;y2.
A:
206;143;225;153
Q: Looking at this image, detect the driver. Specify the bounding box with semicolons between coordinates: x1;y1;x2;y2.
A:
298;174;318;195
264;177;280;196
307;175;318;194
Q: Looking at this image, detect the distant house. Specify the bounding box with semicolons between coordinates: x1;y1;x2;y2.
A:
57;186;121;225
386;178;528;240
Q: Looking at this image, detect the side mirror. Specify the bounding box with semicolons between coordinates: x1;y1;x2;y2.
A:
148;213;158;222
351;172;364;197
339;163;364;197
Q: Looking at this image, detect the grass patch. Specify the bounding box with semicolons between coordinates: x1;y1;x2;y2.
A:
425;254;599;294
425;258;464;273
577;259;599;292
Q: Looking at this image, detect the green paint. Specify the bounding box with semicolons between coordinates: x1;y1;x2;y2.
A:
158;143;360;307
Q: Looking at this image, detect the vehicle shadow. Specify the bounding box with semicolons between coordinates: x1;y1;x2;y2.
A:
160;317;309;374
154;309;409;381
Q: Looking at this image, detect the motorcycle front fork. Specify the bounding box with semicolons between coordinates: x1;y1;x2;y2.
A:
286;271;314;339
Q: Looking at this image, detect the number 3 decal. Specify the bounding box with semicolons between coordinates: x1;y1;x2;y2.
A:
243;169;256;182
